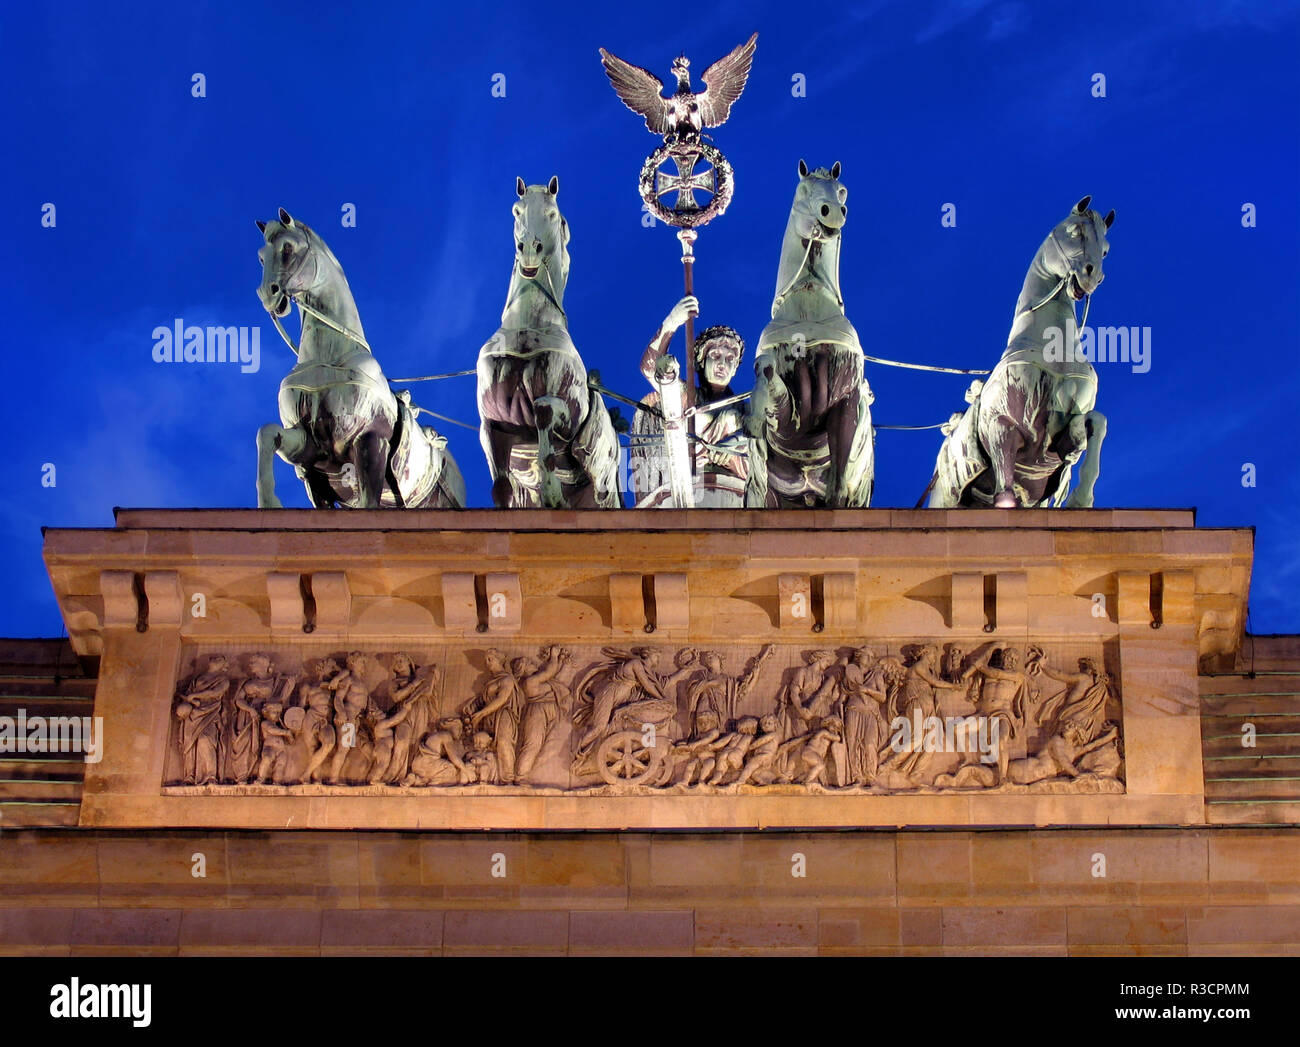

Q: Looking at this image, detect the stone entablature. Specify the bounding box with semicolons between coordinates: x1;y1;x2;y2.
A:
41;508;1251;829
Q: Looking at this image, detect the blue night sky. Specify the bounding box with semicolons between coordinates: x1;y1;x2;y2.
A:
1;1;1297;636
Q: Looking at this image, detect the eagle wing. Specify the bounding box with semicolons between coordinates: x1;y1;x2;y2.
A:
599;48;669;134
697;32;758;128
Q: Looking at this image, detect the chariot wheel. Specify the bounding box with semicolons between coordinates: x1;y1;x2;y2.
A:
596;730;665;787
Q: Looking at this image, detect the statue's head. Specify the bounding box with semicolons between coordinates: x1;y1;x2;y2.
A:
805;649;834;668
1049;196;1114;299
439;717;464;738
484;649;507;673
247;653;272;677
693;326;744;391
391;653;414;677
879;656;907;686
702;651;724;672
1079;657;1101;677
263;701;284;721
695;709;719;733
792;159;847;241
853;646;874;667
206;654;229;673
512;176;568;295
634;647;660;671
1001;648;1022;671
472;731;493;750
346;651;368;673
512;655;539;677
736;716;759;735
823;715;844;735
759;714;779;733
315;657;340;679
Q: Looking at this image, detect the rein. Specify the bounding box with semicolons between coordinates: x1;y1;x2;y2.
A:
772;225;843;313
505;254;567;322
1030;227;1092;329
265;236;372;356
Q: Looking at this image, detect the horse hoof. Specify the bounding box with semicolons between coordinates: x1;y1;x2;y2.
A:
993;492;1018;509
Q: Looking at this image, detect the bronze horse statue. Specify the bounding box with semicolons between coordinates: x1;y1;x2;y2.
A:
477;177;621;508
254;209;464;509
747;161;874;508
927;196;1113;508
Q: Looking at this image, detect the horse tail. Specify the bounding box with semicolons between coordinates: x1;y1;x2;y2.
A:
385;405;406;508
385;459;405;508
571;387;623;508
915;470;939;510
433;443;467;508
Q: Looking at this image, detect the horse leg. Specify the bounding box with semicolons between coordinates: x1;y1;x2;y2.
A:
793;358;812;431
534;395;571;509
480;421;512;508
256;423;309;509
352;430;389;508
1065;410;1107;508
303;468;337;509
824;399;856;508
812;352;831;425
979;370;1035;508
980;413;1026;508
746;362;775;438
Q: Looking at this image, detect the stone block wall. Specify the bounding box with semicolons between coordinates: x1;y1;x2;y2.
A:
1;828;1297;955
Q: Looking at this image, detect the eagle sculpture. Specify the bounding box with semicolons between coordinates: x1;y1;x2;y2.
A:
599;32;758;139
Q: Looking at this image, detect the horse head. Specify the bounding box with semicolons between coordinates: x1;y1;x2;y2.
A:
771;160;850;317
791;159;848;243
1045;195;1115;301
512;176;569;306
255;208;322;319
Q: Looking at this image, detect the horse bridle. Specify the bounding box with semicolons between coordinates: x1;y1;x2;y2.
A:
506;246;568;320
772;204;845;313
1031;225;1093;330
264;230;372;356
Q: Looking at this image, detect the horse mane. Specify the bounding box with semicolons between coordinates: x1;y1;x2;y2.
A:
298;221;343;275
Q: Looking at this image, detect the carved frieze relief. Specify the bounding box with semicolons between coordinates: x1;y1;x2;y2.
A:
164;641;1123;795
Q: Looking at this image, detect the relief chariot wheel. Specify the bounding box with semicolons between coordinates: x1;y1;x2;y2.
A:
596;729;668;787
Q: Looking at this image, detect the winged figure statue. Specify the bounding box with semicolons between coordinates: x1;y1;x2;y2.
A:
598;32;758;140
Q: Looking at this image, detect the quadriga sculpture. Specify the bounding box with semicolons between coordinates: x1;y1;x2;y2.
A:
477;177;621;508
927;196;1114;508
254;209;465;509
747;161;875;508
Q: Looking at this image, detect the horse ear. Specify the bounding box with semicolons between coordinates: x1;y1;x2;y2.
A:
798;158;809;177
1103;208;1115;228
1073;195;1091;214
830;161;841;179
278;207;294;227
516;177;527;197
548;175;559;196
256;220;267;234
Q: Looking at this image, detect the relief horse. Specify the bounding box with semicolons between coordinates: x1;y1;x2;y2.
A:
477;177;620;508
746;161;874;508
927;196;1113;508
254;209;464;509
